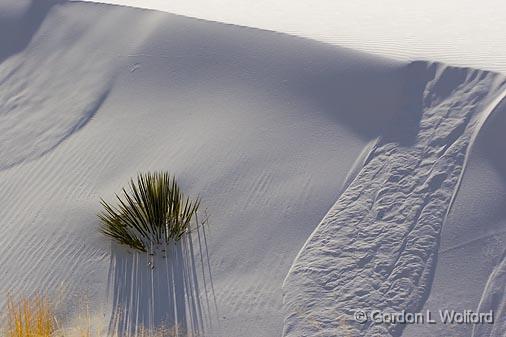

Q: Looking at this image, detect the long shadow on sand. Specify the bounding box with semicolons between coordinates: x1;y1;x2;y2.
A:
107;226;217;336
0;0;65;63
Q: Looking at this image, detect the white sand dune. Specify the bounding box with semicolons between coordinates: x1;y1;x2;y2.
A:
404;85;506;337
282;63;506;337
86;0;506;74
1;1;505;337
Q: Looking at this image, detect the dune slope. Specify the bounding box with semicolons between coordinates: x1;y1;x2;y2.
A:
282;64;506;337
404;86;506;337
0;1;404;336
1;1;505;337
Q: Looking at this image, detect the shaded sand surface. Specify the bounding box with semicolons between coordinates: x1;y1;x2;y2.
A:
2;1;506;337
0;1;403;336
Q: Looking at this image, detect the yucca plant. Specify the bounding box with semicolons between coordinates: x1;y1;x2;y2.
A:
98;172;201;252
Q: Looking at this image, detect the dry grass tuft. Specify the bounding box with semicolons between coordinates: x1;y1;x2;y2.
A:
3;293;196;336
5;294;56;337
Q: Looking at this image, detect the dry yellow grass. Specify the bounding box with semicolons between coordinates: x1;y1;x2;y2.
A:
5;294;56;337
3;294;194;337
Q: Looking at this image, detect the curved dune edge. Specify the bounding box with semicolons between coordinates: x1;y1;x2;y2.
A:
407;94;506;337
282;62;506;337
472;251;506;337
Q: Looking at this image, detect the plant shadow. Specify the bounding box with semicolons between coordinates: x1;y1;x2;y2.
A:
107;225;216;336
